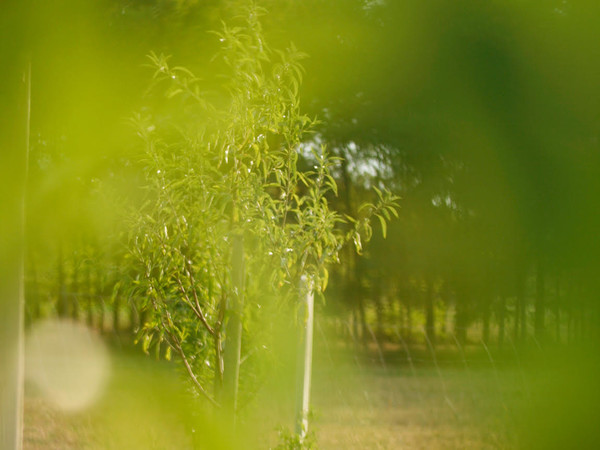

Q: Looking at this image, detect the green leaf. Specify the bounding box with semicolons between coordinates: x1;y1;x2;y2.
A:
142;334;152;354
377;214;387;239
353;232;362;254
321;267;329;291
167;88;183;99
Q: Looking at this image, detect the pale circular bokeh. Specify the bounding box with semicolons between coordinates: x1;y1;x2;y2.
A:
25;319;110;412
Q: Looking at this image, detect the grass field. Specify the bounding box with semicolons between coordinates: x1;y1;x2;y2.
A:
24;333;543;449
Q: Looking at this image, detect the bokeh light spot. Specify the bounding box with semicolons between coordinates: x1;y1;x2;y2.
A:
25;319;110;412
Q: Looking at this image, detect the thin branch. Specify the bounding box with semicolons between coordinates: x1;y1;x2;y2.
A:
174;339;221;408
176;277;216;336
158;310;220;408
184;260;217;336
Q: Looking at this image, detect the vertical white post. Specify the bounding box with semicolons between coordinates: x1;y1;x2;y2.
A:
295;275;314;442
0;58;29;450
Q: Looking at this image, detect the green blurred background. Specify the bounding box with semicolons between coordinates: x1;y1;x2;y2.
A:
2;0;600;448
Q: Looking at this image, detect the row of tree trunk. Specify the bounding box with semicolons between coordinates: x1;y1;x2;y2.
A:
344;267;598;348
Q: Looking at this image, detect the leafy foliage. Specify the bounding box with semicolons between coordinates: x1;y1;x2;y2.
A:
274;423;317;450
125;3;399;407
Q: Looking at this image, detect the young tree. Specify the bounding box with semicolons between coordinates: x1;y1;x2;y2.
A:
126;4;398;428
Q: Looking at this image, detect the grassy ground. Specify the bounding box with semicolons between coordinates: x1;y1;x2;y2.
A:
310;365;523;449
24;343;197;450
24;333;533;449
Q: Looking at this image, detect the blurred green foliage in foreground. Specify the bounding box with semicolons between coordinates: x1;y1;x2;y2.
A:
2;0;600;448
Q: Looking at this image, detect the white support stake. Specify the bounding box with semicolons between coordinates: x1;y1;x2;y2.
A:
295;275;314;442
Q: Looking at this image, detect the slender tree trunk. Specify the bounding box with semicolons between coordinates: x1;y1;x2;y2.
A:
213;277;225;402
71;257;80;321
351;308;358;346
356;271;367;347
99;294;106;333
214;329;224;401
580;295;586;342
535;258;545;341
98;265;108;333
111;257;119;333
440;283;451;339
399;295;406;338
516;271;526;343
113;295;120;333
27;253;40;325
340;155;366;346
374;281;384;339
566;276;574;344
555;276;560;343
406;297;413;342
567;305;572;344
566;277;572;344
498;296;506;348
482;295;491;344
425;278;435;346
56;246;68;318
86;260;94;327
513;292;521;343
454;288;468;345
223;233;244;424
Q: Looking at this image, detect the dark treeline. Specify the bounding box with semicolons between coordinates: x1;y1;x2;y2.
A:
21;0;600;354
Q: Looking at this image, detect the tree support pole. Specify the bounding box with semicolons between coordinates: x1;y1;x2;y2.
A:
0;56;29;450
295;276;315;442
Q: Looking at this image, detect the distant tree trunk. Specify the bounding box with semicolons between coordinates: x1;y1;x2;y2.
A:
405;296;413;342
113;295;120;333
482;295;491;344
580;294;586;342
454;289;468;344
56;246;68;318
498;296;506;348
535;258;545;341
86;261;94;328
356;267;367;346
71;257;80;321
374;280;384;338
27;254;40;324
555;276;560;343
513;292;521;343
350;253;369;347
397;285;405;336
339;154;366;345
213;331;224;402
440;282;451;338
351;307;359;345
387;281;397;326
516;271;526;343
567;303;573;344
425;279;435;346
110;257;119;333
213;276;224;402
565;277;572;343
98;264;109;333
